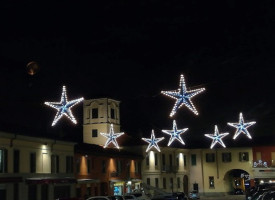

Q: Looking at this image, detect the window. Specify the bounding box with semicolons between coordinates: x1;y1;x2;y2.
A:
146;155;149;166
162;154;165;167
87;158;91;173
102;160;106;173
155;153;158;166
111;108;115;119
239;152;249;162
14;183;19;200
170;178;173;189
91;158;95;170
41;184;48;200
92;129;98;137
0;149;7;173
147;178;150;185
177;177;180;188
206;153;215;162
14;150;20;173
30;152;36;173
28;184;37;200
76;158;80;173
209;176;215;188
184;155;187;167
92;108;98;118
51;155;59;173
155;178;159;188
222;152;231;162
66;156;74;173
163;178;166;189
169;154;173;166
191;154;197;166
116;160;122;174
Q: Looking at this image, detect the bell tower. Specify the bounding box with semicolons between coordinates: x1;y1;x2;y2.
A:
83;98;121;146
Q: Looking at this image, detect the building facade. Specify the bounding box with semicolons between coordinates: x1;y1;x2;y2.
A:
83;98;121;146
74;143;143;198
0;132;76;200
190;147;253;196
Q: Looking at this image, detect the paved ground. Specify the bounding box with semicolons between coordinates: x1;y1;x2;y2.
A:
199;195;245;200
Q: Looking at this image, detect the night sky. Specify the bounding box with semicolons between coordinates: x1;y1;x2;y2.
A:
0;1;275;148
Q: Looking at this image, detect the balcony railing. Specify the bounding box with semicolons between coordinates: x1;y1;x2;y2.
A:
161;165;177;173
253;160;275;168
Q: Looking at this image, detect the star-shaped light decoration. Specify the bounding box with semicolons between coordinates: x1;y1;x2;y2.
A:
161;74;205;117
45;86;84;126
100;124;124;149
162;120;188;146
204;125;229;149
142;130;165;152
227;112;256;140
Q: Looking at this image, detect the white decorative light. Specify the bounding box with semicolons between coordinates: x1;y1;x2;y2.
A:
44;86;84;126
142;130;164;152
227;112;256;139
162;120;188;146
100;124;124;149
204;125;229;149
161;74;205;117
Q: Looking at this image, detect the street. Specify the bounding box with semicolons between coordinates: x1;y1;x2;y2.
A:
199;195;245;200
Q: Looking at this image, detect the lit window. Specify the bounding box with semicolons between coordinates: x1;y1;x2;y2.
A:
239;152;249;162
209;176;214;188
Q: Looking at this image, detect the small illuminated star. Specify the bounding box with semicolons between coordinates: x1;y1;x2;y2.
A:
44;86;84;126
162;120;188;146
100;124;124;149
227;112;256;140
161;74;205;117
205;125;229;149
142;130;165;152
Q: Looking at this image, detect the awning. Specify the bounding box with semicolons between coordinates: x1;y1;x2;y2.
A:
77;179;100;184
0;177;22;183
25;177;76;184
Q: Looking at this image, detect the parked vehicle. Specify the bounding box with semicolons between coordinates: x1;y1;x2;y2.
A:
188;190;200;199
172;192;188;200
234;188;244;195
108;196;125;200
86;196;110;200
124;192;151;200
151;194;177;200
124;195;138;200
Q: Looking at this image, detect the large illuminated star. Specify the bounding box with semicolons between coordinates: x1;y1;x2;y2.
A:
227;112;256;140
45;86;84;126
100;124;124;149
162;120;188;146
161;74;205;117
205;125;229;149
142;130;165;152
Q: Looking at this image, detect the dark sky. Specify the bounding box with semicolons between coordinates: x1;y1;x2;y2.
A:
0;0;275;148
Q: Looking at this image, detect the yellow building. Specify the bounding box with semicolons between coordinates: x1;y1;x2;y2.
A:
189;147;253;196
0;131;76;200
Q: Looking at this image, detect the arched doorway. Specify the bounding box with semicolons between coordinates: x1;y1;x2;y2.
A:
224;169;250;194
183;175;188;194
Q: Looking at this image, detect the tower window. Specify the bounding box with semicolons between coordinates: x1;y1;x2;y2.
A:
92;129;98;137
92;108;98;118
111;108;115;119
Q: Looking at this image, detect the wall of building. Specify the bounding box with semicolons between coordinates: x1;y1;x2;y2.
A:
0;132;76;200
